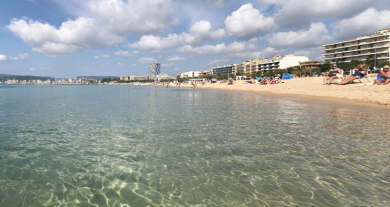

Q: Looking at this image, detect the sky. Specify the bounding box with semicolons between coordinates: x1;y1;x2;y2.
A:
1;0;390;78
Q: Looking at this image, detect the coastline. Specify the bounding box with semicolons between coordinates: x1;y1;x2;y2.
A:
172;77;390;109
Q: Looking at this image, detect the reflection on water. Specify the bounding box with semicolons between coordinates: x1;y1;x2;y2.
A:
0;85;390;207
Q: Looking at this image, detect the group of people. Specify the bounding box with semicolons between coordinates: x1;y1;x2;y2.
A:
323;63;390;85
259;75;280;85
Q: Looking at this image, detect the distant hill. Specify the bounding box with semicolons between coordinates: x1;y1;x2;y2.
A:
0;74;55;81
76;76;120;81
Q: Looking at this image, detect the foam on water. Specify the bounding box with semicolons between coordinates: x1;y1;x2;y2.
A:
0;85;390;207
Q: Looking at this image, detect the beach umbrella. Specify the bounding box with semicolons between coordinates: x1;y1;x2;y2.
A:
211;78;217;81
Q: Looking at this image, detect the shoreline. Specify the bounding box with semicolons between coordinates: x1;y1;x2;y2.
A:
172;77;390;109
202;87;390;109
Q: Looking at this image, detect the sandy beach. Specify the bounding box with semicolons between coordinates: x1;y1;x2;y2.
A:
173;76;390;108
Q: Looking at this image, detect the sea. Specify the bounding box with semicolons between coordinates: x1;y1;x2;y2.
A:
0;85;390;207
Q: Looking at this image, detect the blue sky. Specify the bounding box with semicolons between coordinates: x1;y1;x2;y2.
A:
1;0;390;78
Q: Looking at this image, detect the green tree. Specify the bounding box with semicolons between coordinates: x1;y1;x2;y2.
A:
274;69;285;76
285;67;294;74
377;60;390;68
319;62;331;72
365;57;374;68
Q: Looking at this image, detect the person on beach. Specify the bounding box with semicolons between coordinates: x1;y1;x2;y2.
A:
259;76;268;85
323;64;341;85
227;78;233;85
374;65;390;85
336;64;367;85
268;76;276;85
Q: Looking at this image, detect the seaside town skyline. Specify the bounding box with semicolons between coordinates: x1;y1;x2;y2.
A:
1;0;390;78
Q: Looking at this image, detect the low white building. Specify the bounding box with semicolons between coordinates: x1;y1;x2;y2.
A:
258;54;310;72
157;73;175;81
134;75;149;81
279;55;310;69
177;70;202;78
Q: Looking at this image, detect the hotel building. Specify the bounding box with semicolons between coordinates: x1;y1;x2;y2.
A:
322;28;390;64
212;64;236;76
234;54;309;74
150;62;160;81
293;60;321;70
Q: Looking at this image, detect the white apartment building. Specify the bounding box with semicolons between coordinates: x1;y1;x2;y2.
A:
134;75;149;81
236;55;309;74
177;70;202;78
323;28;390;64
156;73;175;81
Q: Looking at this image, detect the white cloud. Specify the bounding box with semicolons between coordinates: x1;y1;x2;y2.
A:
132;64;137;66
10;53;30;61
7;17;124;57
94;54;110;59
158;55;162;59
128;20;225;52
167;56;186;61
260;0;373;29
138;57;157;63
133;51;140;54
228;47;284;60
162;63;175;67
29;68;36;71
225;3;274;40
332;8;390;40
267;22;332;48
81;67;88;70
62;0;180;35
177;39;257;55
293;46;323;61
0;55;8;62
174;68;180;71
207;59;230;66
114;50;132;57
118;62;122;66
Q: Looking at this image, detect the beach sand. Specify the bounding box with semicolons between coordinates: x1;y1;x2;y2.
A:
175;77;390;108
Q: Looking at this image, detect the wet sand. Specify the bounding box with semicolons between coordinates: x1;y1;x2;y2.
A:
175;77;390;108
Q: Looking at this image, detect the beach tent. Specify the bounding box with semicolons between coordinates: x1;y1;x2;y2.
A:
282;73;293;80
211;78;217;83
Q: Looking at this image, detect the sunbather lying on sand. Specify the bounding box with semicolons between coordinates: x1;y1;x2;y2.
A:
267;77;276;85
374;65;390;85
259;76;268;85
336;64;367;85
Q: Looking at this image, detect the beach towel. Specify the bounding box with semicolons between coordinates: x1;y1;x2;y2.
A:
356;83;375;86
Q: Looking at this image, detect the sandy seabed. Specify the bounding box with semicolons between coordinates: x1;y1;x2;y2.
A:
174;77;390;108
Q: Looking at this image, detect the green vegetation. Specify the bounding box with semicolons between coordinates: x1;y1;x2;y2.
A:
0;74;54;82
101;77;120;83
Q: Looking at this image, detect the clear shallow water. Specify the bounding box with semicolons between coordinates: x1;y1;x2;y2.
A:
0;85;390;207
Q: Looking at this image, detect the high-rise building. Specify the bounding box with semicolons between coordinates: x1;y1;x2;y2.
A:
150;62;160;81
322;28;390;64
